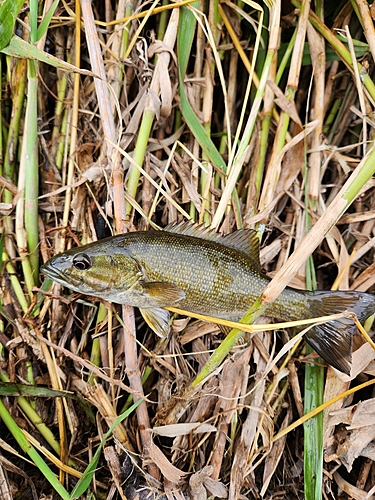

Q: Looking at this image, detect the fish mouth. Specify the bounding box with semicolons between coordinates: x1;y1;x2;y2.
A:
40;263;81;289
40;263;63;281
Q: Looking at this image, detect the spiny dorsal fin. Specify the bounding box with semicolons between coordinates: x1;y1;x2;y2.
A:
164;220;261;269
164;220;220;241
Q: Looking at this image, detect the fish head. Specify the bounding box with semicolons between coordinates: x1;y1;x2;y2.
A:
41;244;142;299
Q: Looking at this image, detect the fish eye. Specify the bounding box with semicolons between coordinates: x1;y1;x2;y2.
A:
72;254;92;271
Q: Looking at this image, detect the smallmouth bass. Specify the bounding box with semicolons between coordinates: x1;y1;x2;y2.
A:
41;221;375;374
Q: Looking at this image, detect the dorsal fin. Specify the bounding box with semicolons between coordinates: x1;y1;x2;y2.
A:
221;230;261;268
164;220;219;241
164;220;262;269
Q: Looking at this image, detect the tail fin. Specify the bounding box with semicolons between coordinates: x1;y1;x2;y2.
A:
304;290;375;375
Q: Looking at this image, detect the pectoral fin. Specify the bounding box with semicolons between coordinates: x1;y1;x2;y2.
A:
141;281;185;306
140;307;170;338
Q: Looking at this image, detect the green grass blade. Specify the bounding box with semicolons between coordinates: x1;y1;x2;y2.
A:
23;59;39;280
304;211;323;500
304;347;324;500
177;5;226;171
0;381;75;398
0;229;4;268
0;398;70;500
125;109;155;217
70;399;142;499
0;0;24;50
1;36;95;76
36;0;60;41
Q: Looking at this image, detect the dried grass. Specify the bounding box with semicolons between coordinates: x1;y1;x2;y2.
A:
1;1;375;499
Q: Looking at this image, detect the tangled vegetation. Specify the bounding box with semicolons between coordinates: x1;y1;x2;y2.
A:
1;0;375;498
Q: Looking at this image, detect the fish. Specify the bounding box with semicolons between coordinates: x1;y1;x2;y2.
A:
40;221;375;375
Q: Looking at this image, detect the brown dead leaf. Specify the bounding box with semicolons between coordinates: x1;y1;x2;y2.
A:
326;398;375;470
152;422;216;437
210;347;252;479
328;398;375;429
189;466;228;500
343;343;375;381
261;407;292;496
0;203;13;215
266;80;303;127
334;472;375;500
351;261;375;292
179;320;220;345
147;442;187;484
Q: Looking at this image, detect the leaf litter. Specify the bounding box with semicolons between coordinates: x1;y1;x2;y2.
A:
1;1;375;499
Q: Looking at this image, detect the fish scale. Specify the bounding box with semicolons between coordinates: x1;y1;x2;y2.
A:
41;222;375;374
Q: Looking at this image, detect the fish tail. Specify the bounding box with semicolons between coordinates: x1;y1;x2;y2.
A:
302;290;375;375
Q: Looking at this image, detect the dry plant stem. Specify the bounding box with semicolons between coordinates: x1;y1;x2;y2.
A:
353;0;375;64
190;4;204;220
212;2;279;228
346;25;367;155
123;0;160;60
200;4;215;224
122;305;160;480
107;0;128;107
97;0;196;27
15;158;34;301
306;22;325;202
289;0;311;89
247;52;277;217
40;339;69;472
166;307;348;334
112;153;127;232
292;0;375;101
259;0;309;211
23;429;83;480
61;1;81;251
80;0;116;152
38;335;135;393
89;384;135;453
80;0;160;478
258;110;290;211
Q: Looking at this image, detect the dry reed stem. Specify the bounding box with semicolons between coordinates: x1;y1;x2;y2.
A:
306;22;325;202
81;0;161;479
262;147;375;303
